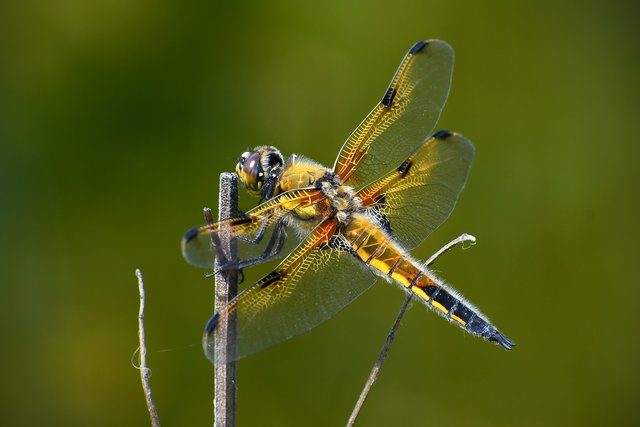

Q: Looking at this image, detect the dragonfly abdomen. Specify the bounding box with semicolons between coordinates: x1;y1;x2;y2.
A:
346;214;514;350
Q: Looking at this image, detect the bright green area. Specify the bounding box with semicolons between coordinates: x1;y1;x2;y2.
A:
1;1;639;426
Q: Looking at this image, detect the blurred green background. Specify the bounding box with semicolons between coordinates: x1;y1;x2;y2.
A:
1;0;639;426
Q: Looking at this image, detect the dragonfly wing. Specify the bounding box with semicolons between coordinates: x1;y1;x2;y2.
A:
357;131;474;250
333;39;454;189
204;219;376;364
181;188;324;268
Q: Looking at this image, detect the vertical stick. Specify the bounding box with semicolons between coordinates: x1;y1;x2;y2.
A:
135;269;161;427
209;172;239;427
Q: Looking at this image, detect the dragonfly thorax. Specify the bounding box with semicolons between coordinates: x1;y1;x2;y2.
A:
316;172;362;225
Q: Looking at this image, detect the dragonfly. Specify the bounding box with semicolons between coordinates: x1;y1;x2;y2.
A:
182;39;514;364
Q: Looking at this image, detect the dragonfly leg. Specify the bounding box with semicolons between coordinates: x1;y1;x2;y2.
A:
213;220;288;274
235;214;270;245
209;214;270;269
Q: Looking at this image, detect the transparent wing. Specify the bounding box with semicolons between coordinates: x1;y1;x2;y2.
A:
357;131;474;250
333;39;454;189
204;219;376;364
181;188;324;269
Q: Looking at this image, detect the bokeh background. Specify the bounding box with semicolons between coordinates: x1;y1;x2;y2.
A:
1;1;639;426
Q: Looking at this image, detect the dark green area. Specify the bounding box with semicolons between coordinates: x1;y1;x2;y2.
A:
1;1;639;425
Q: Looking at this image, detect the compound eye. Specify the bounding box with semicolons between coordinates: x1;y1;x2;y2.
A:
236;151;264;194
236;151;250;173
238;151;250;164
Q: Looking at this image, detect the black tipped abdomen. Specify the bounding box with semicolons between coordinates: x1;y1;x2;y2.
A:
414;281;515;351
467;315;516;350
488;331;516;350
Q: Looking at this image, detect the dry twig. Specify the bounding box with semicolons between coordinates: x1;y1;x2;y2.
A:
135;268;161;427
208;172;239;427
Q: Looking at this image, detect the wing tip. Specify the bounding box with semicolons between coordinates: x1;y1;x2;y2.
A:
409;40;429;55
181;227;199;259
204;312;221;334
183;227;199;243
202;312;220;363
432;129;452;139
432;130;474;153
414;38;453;56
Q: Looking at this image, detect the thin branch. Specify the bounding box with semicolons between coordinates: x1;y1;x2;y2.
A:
423;233;476;268
207;172;239;427
346;233;477;426
346;291;412;427
135;268;161;427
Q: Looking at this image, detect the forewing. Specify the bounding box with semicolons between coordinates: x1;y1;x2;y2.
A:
357;131;474;250
182;188;324;268
333;39;454;189
204;219;376;364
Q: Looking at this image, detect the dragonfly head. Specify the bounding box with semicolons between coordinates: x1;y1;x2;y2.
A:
236;146;284;199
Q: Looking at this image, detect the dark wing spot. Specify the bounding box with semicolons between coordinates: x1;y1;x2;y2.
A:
183;227;199;243
396;159;413;177
381;87;397;108
409;40;428;55
204;313;220;334
433;130;452;140
232;216;253;226
260;271;282;289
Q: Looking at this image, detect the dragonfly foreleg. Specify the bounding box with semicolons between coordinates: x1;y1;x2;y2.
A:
205;215;272;278
213;219;288;274
235;214;271;245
